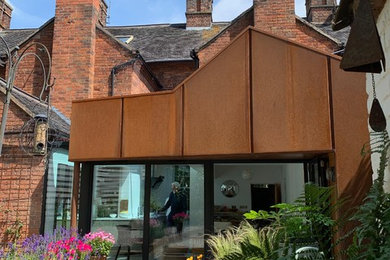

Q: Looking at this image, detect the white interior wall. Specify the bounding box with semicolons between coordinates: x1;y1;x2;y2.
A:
283;164;305;203
367;1;390;192
189;165;204;235
214;163;304;211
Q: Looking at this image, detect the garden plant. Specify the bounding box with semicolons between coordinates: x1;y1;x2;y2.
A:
346;131;390;259
0;228;115;259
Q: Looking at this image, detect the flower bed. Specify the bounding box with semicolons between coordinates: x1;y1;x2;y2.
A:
0;228;115;259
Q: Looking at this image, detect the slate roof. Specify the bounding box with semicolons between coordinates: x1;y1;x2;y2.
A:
0;28;37;55
0;80;70;135
314;24;350;46
105;23;230;62
0;10;349;62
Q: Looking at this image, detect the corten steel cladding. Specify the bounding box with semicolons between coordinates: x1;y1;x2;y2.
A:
69;98;122;161
330;59;369;194
122;89;183;158
251;31;332;153
184;31;251;156
69;28;368;163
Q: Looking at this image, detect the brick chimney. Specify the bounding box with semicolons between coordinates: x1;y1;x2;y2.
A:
0;0;12;30
186;0;213;29
253;0;296;37
305;0;336;24
51;0;108;117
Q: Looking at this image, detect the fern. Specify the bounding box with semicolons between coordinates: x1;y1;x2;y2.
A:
346;131;390;259
207;222;283;260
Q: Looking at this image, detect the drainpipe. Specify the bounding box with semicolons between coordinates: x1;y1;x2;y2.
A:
110;53;163;96
190;49;199;69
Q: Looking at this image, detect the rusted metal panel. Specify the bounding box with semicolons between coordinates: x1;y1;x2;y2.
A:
122;88;182;158
69;98;122;161
251;31;332;153
330;58;370;195
183;31;251;156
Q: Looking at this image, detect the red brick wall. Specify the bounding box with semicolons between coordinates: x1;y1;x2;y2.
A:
94;29;156;97
148;61;196;89
198;9;253;66
252;0;338;53
11;22;54;99
186;0;212;28
93;29;133;97
293;19;338;52
198;2;338;64
308;6;334;24
0;0;12;30
186;13;212;28
98;0;108;26
0;101;45;245
51;0;102;118
112;63;156;95
253;0;296;37
186;0;212;13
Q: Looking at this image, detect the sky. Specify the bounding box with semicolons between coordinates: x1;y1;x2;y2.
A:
8;0;308;29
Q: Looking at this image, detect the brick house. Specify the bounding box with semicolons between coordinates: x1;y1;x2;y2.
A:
0;0;361;253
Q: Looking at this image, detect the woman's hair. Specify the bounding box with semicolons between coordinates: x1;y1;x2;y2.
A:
172;182;180;189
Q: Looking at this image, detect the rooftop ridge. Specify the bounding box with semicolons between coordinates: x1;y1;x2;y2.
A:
105;21;230;29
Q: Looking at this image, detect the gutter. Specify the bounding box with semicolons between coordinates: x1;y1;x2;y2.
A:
110;53;163;96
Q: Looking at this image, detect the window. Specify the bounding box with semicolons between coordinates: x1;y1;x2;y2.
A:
91;165;145;249
44;148;74;232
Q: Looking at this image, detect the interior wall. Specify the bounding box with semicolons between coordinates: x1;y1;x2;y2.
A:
189;166;204;235
283;164;305;203
214;163;304;211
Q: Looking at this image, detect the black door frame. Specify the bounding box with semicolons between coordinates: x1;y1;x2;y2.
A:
78;158;312;259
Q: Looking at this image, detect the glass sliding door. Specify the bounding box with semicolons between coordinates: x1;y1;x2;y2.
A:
149;164;204;260
91;165;145;257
